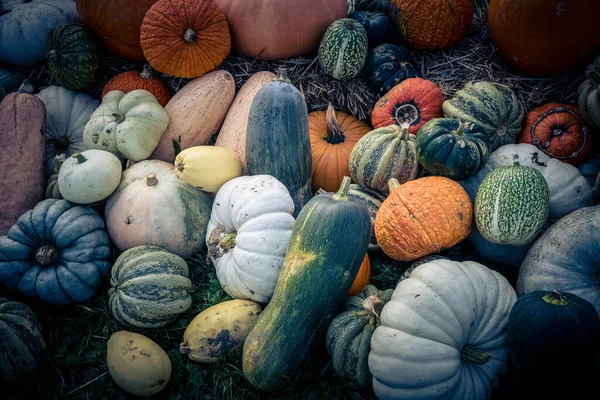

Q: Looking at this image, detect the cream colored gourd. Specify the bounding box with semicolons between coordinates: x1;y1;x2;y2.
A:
57;150;122;204
83;89;168;161
206;175;295;303
180;299;262;363
175;146;243;193
107;331;171;396
369;259;517;400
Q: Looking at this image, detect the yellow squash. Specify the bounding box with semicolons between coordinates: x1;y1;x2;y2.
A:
174;146;243;193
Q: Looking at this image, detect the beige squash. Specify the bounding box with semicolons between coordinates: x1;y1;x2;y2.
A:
216;71;276;174
150;70;236;163
174;146;243;193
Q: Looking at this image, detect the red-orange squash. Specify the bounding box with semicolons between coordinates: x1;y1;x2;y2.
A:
309;104;371;193
375;176;473;261
102;65;171;107
140;0;231;79
371;78;444;134
389;0;474;50
347;254;371;297
76;0;157;61
517;103;593;165
214;0;348;60
488;0;600;77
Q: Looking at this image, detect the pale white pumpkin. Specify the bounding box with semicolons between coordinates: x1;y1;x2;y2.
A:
58;149;122;204
83;90;169;161
369;259;517;400
206;175;295;303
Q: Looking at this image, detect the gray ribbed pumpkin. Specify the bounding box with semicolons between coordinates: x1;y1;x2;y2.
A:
349;124;420;195
0;298;45;382
109;246;193;329
318;18;369;80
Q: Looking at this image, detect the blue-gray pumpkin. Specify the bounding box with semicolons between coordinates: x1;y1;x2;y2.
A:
0;199;111;305
349;11;390;48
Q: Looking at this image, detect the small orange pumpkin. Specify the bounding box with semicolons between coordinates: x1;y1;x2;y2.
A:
375;176;473;261
371;78;444;134
347;254;371;297
102;65;171;107
309;103;371;193
140;0;231;79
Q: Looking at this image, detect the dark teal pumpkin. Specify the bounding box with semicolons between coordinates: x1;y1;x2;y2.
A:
0;69;27;93
354;0;389;13
349;11;390;48
0;199;111;304
45;21;100;91
363;44;417;95
416;118;490;180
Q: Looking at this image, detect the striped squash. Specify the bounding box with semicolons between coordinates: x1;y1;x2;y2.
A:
318;18;369;80
109;246;193;328
475;163;549;246
348;184;385;250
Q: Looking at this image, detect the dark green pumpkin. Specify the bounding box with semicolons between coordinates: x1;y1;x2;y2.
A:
349;11;390;48
416;118;490;180
46;21;100;91
354;0;389;13
0;199;111;304
242;177;371;391
0;69;27;93
326;284;393;387
0;298;45;382
363;44;416;95
246;69;312;218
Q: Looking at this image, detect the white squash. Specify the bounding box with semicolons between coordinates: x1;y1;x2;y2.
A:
369;259;517;400
206;175;295;303
83;90;168;161
58;150;122;204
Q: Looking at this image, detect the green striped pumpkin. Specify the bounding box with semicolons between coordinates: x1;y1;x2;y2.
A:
46;21;100;91
318;18;369;81
108;246;193;329
475;163;549;246
442;81;525;151
349;124;420;195
0;298;45;382
349;184;386;250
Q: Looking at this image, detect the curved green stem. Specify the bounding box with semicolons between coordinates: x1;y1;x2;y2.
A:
542;290;568;306
72;153;87;164
332;176;351;201
276;68;292;83
388;178;401;192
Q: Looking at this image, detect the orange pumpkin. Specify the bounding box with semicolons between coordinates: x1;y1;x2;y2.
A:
140;0;231;79
102;65;171;107
389;0;474;50
371;78;444;134
309;104;371;193
347;254;371;297
375;176;473;261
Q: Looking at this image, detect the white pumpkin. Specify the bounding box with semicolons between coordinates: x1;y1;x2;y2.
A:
83;90;169;161
369;259;517;400
206;175;295;303
36;86;100;176
58;150;122;204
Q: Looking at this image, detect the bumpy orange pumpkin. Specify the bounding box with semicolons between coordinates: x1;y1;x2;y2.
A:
371;78;444;134
140;0;231;79
102;65;171;107
375;176;473;261
389;0;474;50
309;104;371;193
347;254;371;297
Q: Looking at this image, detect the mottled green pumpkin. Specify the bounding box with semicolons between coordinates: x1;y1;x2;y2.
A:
318;18;369;81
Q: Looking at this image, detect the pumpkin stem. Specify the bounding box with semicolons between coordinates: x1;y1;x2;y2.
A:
332;176;351;201
324;103;345;144
47;49;58;63
18;79;34;94
455;123;465;136
175;160;184;172
35;244;58;266
140;64;154;79
72;153;87;164
183;28;197;43
275;68;292;84
146;174;158;186
207;225;237;260
362;295;385;319
112;113;125;123
398;123;411;140
542;290;569;306
460;344;491;365
513;161;521;167
179;341;191;354
220;233;237;251
388;178;401;191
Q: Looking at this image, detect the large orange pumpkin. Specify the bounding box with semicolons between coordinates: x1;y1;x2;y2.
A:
375;176;473;261
347;254;371;297
371;78;444;134
213;0;348;60
140;0;231;79
389;0;474;50
309;104;371;193
76;0;157;61
488;0;600;77
102;65;171;107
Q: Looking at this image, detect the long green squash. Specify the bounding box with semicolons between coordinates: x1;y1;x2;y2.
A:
242;176;371;391
246;69;312;217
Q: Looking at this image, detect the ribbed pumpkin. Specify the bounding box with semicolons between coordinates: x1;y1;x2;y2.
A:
349;124;420;195
363;44;417;95
140;0;231;79
371;78;444;134
348;11;390;49
0;298;45;382
326;285;393;387
109;246;193;329
578;67;600;131
318;18;369;81
309;104;371;193
102;65;171;107
45;154;66;199
348;184;386;250
45;21;100;91
348;255;372;297
375;177;473;261
517;103;592;165
389;0;474;50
